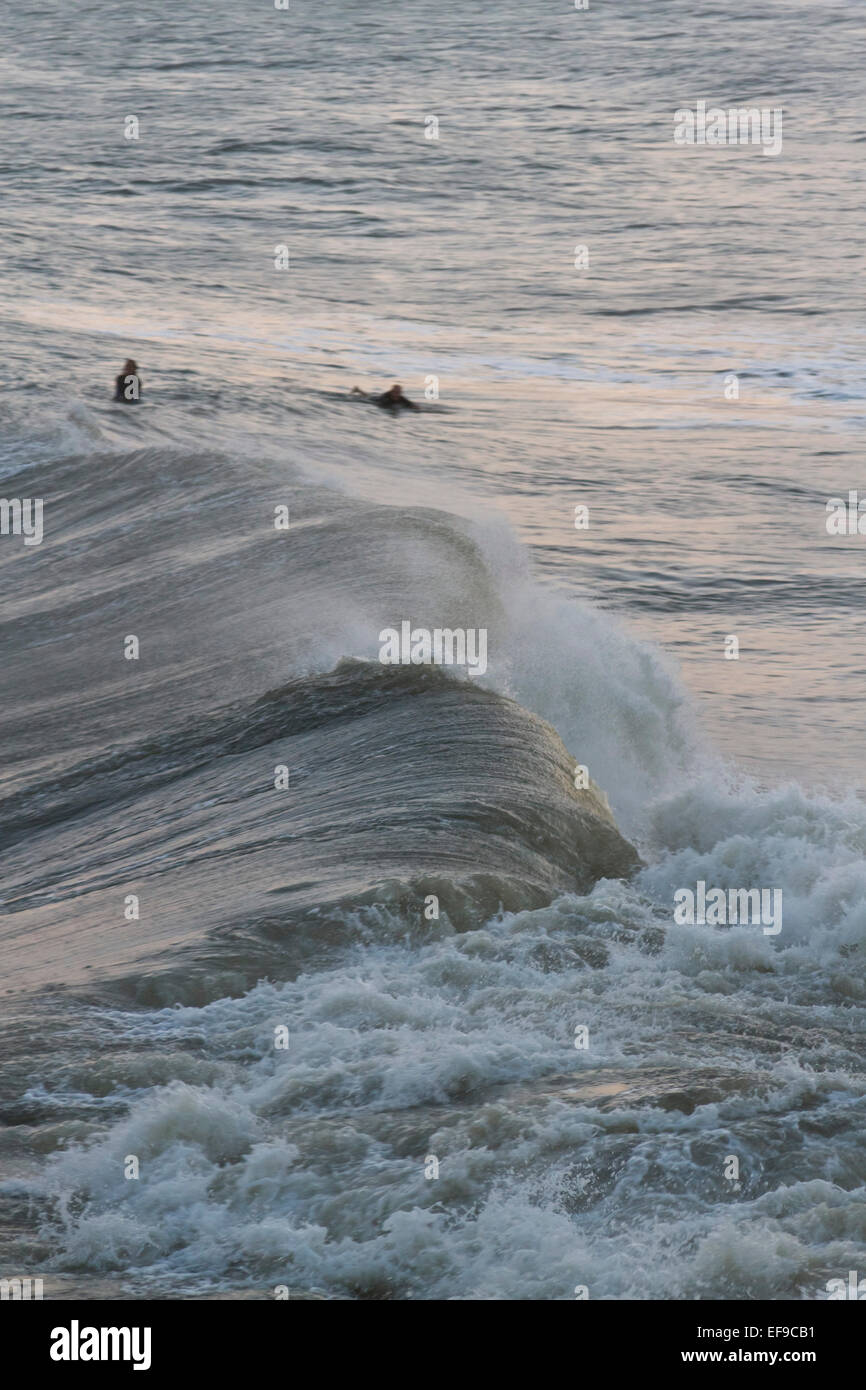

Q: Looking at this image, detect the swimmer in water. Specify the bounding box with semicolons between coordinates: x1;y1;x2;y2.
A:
114;359;142;404
351;383;420;413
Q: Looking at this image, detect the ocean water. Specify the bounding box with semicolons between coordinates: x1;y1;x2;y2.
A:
0;0;864;1300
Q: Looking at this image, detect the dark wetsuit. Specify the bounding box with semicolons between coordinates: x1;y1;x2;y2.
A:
114;373;141;403
374;392;419;413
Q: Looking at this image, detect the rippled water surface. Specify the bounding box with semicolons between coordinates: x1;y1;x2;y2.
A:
0;0;864;1300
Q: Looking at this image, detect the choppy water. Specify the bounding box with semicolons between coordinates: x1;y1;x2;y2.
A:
0;0;864;1300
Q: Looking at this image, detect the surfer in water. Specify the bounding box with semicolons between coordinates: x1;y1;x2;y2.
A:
114;359;142;404
351;383;420;413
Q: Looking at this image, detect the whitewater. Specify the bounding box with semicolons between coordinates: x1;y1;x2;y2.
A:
1;0;864;1301
0;411;864;1300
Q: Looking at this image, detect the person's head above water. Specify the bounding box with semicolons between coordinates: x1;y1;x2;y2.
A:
114;358;142;404
365;383;419;412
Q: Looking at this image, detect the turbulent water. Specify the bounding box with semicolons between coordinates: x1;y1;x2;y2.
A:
0;0;864;1300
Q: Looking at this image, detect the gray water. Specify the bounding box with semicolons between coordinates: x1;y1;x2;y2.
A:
0;0;864;1300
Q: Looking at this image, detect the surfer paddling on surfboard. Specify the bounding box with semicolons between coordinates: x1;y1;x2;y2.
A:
114;359;142;404
351;383;420;414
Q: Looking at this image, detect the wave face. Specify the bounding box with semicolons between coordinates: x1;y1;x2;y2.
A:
0;443;644;995
1;436;864;1302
